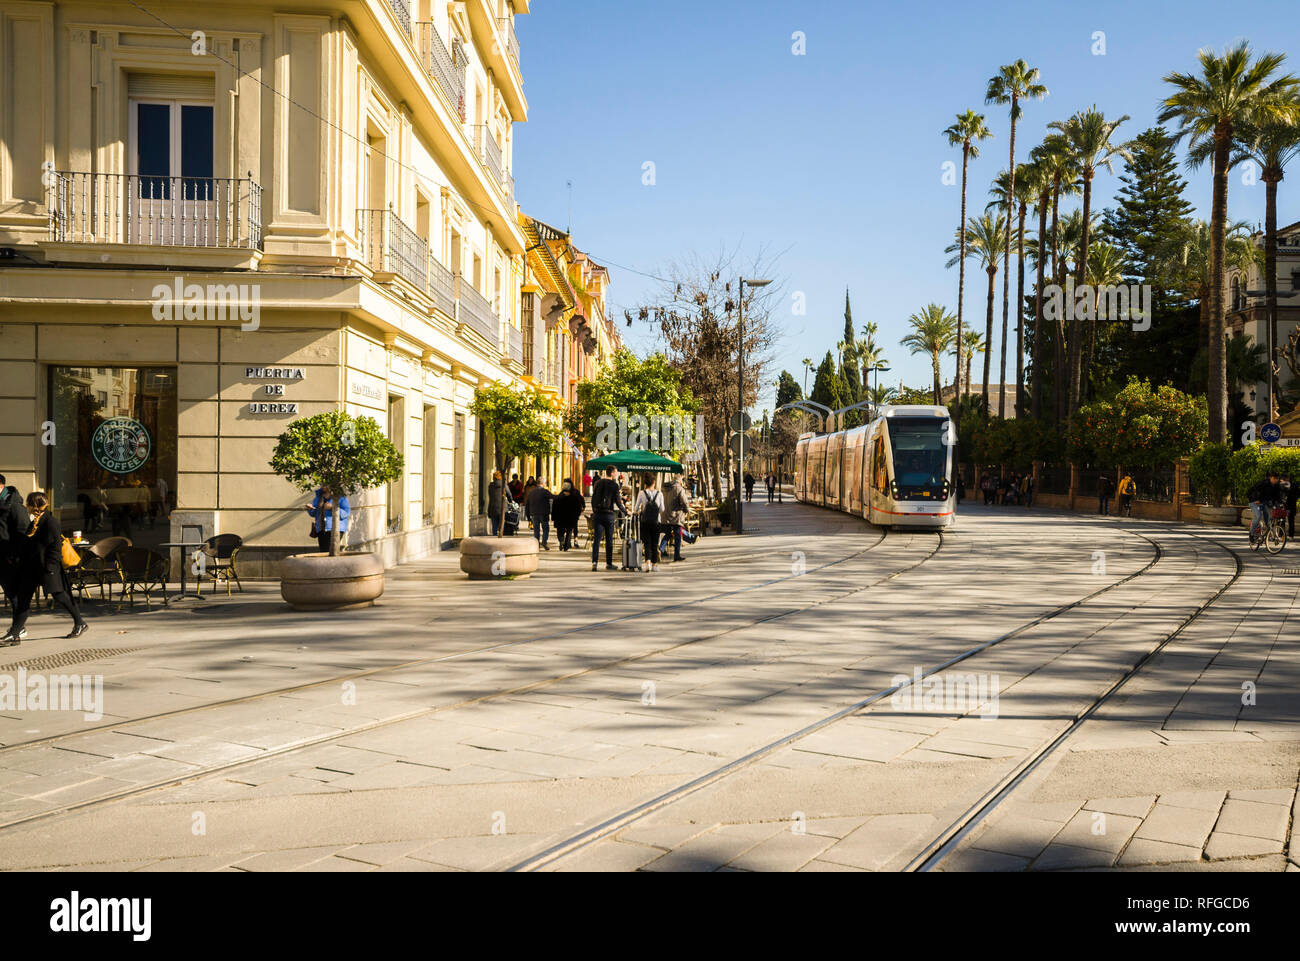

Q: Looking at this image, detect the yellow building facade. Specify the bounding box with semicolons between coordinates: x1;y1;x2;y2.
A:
0;0;535;574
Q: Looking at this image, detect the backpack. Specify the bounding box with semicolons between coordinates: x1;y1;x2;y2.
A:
592;478;615;513
641;490;662;528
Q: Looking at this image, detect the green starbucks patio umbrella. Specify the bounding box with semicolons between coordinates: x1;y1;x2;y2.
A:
585;450;684;473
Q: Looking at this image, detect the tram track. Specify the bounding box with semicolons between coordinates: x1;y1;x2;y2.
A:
0;526;949;834
506;523;1243;872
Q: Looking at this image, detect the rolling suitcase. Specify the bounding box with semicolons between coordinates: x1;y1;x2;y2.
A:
621;515;642;571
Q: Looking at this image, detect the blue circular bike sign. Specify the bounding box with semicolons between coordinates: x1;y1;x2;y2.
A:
1261;422;1282;444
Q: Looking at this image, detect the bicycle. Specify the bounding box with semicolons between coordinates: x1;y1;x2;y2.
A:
1249;502;1288;554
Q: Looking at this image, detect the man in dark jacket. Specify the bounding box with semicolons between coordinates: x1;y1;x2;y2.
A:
0;476;30;609
1248;471;1283;542
589;466;626;572
1098;474;1114;515
525;479;554;550
551;479;584;551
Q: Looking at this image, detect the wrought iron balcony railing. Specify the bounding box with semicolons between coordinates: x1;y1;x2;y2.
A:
415;21;467;121
472;125;505;188
385;0;411;35
497;17;520;73
507;325;523;365
428;253;456;319
456;274;499;345
46;171;263;248
357;208;427;290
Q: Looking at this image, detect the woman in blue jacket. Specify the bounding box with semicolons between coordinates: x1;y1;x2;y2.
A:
307;486;350;554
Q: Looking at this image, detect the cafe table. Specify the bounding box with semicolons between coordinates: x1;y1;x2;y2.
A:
157;541;205;601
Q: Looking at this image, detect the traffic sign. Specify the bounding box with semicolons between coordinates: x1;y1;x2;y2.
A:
1262;422;1283;444
728;433;751;457
730;411;752;433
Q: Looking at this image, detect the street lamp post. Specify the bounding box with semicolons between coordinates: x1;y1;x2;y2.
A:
737;277;771;535
868;364;891;405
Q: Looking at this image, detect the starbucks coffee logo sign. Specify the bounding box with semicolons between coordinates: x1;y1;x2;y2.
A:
91;417;152;474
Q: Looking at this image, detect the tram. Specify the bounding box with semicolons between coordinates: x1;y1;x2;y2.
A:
793;405;956;529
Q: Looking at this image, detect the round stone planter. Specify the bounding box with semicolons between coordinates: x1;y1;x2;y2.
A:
279;552;385;610
460;536;539;579
1198;505;1241;526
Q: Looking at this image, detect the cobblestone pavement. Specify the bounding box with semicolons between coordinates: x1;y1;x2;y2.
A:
0;499;1295;872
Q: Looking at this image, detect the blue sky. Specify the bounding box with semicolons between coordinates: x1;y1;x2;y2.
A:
514;0;1300;411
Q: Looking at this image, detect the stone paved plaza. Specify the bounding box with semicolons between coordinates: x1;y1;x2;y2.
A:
0;498;1297;873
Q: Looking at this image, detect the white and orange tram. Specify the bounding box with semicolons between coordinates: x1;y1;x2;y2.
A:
793;405;956;529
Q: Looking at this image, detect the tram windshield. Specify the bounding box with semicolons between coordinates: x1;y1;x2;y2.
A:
888;416;950;498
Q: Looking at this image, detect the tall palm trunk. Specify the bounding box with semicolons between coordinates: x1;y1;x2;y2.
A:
1067;172;1094;428
955;144;971;399
1032;194;1048;419
999;94;1019;419
1208;125;1231;445
983;266;996;414
931;350;942;405
1266;172;1280;421
1050;176;1065;423
1015;199;1027;417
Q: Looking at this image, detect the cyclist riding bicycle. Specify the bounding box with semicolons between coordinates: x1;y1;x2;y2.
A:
1248;470;1284;543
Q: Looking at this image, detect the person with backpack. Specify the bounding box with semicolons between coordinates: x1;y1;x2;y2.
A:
3;491;87;645
0;475;31;613
657;477;690;562
634;473;665;572
1098;474;1114;516
551;478;584;551
525;478;554;550
1118;473;1137;517
589;466;626;572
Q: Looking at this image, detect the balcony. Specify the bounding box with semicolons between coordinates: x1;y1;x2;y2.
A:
472;125;505;189
357;208;427;290
415;21;467;121
428;253;456;319
497;17;520;73
46;172;263;248
456;274;499;345
385;0;411;35
506;325;523;366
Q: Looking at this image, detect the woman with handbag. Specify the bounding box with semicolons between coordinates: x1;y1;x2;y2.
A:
307;485;351;554
2;491;87;645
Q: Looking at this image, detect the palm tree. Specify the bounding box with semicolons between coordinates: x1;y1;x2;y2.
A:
901;303;958;403
1033;134;1081;422
1175;219;1260;383
957;328;986;403
987;61;1048;418
867;383;898;408
944;110;995;412
1049;107;1132;426
1160;42;1300;443
1082;241;1127;399
945;212;1008;417
1194;114;1300;420
802;357;813;396
988;165;1041;417
1020;158;1053;420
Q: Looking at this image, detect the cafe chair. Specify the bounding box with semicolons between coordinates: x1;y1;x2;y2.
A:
73;536;132;603
196;534;243;597
115;547;169;611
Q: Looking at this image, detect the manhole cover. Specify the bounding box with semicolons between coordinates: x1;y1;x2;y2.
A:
0;648;140;672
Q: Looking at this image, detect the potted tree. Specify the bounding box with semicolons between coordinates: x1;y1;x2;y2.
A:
1189;442;1236;524
270;411;403;609
464;383;561;579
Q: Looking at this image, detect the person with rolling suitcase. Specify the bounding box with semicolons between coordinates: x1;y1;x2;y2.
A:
590;466;626;572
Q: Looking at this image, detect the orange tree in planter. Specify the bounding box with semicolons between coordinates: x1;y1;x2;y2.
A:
1068;378;1207;470
270;411;403;556
470;383;562;536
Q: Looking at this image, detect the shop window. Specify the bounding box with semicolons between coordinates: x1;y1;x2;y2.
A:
48;366;177;549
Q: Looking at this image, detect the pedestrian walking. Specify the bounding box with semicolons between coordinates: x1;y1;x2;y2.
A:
1021;473;1033;508
307;484;350;553
744;472;755;503
552;479;584;551
955;470;965;504
1098;474;1114;516
3;492;88;645
0;475;30;612
981;474;993;506
487;470;505;536
525;478;553;550
657;477;690;562
508;473;524;503
1118;472;1137;518
765;473;776;504
634;473;665;572
589;466;626;571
